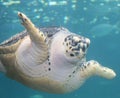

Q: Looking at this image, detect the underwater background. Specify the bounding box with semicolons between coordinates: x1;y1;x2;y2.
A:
0;0;120;98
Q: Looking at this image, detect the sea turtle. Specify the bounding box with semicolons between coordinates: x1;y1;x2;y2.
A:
0;12;116;94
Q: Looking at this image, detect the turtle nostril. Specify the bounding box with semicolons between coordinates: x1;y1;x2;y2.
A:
86;43;89;48
82;46;86;52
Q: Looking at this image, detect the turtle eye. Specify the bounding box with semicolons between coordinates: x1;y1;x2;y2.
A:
63;35;90;59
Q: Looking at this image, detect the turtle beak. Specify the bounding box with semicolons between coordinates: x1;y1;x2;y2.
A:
77;37;90;59
86;38;90;48
80;37;90;52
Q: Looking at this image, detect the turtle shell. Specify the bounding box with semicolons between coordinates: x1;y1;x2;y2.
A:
0;27;64;46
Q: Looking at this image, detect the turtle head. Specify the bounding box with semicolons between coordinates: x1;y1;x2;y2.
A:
63;35;90;63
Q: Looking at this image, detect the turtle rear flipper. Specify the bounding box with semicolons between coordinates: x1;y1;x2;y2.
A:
0;53;15;73
0;40;21;73
0;40;21;54
0;60;6;73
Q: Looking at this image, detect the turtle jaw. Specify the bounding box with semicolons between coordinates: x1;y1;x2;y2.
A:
77;37;90;59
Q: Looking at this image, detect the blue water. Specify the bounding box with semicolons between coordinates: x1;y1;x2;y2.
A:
0;0;120;98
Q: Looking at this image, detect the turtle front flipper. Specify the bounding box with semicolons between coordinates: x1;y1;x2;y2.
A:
18;12;48;63
80;60;116;79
